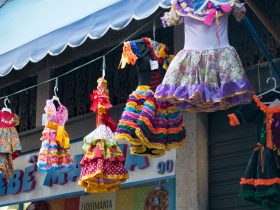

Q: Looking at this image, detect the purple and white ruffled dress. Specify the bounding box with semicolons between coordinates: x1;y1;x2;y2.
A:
155;0;254;112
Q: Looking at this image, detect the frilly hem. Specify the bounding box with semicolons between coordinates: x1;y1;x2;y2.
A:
155;80;254;112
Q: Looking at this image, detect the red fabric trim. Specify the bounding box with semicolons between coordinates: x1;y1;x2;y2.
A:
240;177;280;186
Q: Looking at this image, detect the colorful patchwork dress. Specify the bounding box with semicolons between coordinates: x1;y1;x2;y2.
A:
228;95;280;209
37;100;72;172
78;77;128;193
155;0;254;112
0;111;21;180
116;38;186;157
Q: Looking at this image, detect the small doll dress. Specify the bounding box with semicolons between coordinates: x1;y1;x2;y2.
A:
78;77;128;193
0;111;21;180
37;100;72;172
155;0;254;112
228;95;280;209
116;38;186;158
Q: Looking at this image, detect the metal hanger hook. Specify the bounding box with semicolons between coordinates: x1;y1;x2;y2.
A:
4;97;10;108
153;19;156;43
102;56;106;78
266;77;277;89
54;77;59;96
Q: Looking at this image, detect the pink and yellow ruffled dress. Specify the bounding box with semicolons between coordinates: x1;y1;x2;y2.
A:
78;77;128;193
37;100;72;172
155;0;254;112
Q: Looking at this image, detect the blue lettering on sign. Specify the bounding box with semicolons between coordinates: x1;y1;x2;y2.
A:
0;174;7;196
119;144;149;171
43;171;67;187
0;164;38;196
43;154;83;187
68;154;83;182
22;165;37;192
157;160;174;175
8;170;24;194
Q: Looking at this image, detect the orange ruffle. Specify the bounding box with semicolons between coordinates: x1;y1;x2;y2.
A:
253;95;280;114
252;95;280;149
118;120;137;129
119;42;138;69
240;177;280;186
227;114;240;126
139;116;185;134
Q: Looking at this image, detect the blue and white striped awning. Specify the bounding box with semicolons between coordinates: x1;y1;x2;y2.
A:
0;0;171;76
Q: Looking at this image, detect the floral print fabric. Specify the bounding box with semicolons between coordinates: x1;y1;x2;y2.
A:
0;111;21;180
155;46;254;112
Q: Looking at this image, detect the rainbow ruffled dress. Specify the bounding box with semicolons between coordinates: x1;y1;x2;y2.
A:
116;38;186;157
37;100;73;172
155;0;254;112
78;77;128;193
0;111;21;180
228;95;280;209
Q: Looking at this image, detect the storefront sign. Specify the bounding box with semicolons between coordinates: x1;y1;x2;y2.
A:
0;140;175;206
79;194;115;210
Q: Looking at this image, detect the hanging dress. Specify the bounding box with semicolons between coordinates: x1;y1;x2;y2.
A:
116;37;186;158
0;111;21;180
155;0;254;112
228;95;280;209
78;77;129;193
37;100;73;172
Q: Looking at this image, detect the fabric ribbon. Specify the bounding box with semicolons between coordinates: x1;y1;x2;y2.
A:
46;121;70;149
90;90;112;113
119;42;138;69
204;3;232;26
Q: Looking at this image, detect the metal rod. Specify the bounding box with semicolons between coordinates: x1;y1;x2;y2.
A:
243;16;280;80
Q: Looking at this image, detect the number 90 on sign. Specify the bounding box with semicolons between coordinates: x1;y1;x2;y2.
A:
157;160;174;175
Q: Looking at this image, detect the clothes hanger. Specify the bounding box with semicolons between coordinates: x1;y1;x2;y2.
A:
152;19;156;46
51;77;61;105
257;77;280;105
2;97;11;113
154;181;162;190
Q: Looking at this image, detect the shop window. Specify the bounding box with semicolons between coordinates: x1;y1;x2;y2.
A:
50;27;174;119
0;76;37;132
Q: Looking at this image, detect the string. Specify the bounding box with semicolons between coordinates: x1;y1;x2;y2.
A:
0;19;155;101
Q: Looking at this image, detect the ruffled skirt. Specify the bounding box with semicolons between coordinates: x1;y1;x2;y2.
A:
37;130;73;172
78;126;129;193
0;154;13;180
78;157;128;193
155;46;254;112
0;127;21;180
115;86;186;157
240;144;280;209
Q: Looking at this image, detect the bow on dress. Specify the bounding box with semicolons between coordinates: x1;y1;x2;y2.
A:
46;121;70;149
